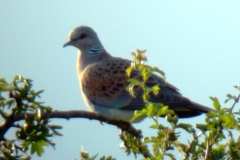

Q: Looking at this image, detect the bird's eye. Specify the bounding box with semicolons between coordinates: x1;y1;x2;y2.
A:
79;33;87;39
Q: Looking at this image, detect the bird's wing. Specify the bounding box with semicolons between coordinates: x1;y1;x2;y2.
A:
81;58;134;108
81;57;212;117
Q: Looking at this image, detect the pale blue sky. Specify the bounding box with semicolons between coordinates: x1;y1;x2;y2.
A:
1;1;240;160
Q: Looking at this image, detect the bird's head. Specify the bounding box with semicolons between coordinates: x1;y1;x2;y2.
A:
63;26;104;56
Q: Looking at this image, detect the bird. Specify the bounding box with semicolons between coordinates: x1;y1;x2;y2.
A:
63;25;213;122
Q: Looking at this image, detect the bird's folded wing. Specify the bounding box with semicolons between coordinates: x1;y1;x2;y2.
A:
80;57;192;110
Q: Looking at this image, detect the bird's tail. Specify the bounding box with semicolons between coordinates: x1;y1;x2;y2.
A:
170;101;214;118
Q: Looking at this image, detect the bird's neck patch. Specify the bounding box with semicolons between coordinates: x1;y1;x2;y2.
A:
88;46;102;56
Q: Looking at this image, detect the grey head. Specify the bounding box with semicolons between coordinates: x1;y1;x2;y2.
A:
63;25;105;56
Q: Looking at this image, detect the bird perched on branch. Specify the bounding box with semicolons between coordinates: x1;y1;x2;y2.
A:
63;25;213;122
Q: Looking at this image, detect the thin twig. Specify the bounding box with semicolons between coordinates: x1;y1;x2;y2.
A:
184;138;196;159
230;93;240;111
184;131;203;159
204;126;223;160
12;123;23;129
204;137;209;160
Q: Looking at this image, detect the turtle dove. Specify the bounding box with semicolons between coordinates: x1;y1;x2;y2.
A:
63;25;213;122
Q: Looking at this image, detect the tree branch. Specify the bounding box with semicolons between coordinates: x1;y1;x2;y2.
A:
0;110;142;140
0;112;15;141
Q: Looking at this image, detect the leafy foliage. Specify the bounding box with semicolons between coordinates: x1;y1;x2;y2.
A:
120;50;240;160
0;75;62;159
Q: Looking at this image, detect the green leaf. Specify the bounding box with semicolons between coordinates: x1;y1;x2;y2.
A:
196;124;207;133
35;90;44;96
172;140;187;152
36;140;48;156
225;94;234;103
151;66;166;79
52;129;63;136
207;110;218;118
234;85;240;91
221;114;238;128
151;85;160;95
210;97;221;110
126;66;132;77
31;142;37;155
45;106;52;113
146;103;154;117
105;156;114;160
0;83;8;91
149;124;159;129
205;124;217;131
130;110;147;123
0;78;7;83
164;152;176;160
143;92;150;101
142;67;151;82
157;106;174;117
49;125;63;129
176;123;193;133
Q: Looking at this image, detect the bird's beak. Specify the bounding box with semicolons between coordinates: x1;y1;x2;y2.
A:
63;40;73;48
